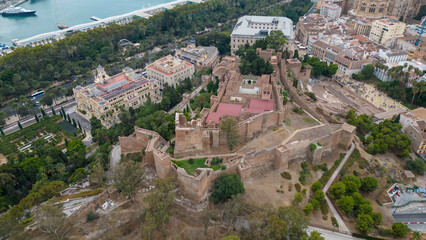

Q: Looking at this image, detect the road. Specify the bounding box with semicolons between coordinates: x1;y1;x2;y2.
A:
3;100;92;140
307;226;362;240
393;213;426;231
111;144;121;170
323;142;356;234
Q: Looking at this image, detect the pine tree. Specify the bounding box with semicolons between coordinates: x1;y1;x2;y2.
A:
40;108;46;117
0;128;4;136
51;107;56;116
61;107;66;119
34;114;39;123
72;118;77;127
18;121;23;130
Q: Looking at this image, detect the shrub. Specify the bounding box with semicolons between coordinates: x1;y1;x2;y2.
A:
302;189;307;196
405;158;425;175
322;215;328;220
378;228;392;236
303;203;313;216
293;192;303;205
281;171;292;180
305;92;317;102
320;202;329;215
221;165;227;170
310;143;317;151
21;217;32;226
188;158;194;164
318;164;328;171
352;233;386;240
353;170;360;176
292;107;304;114
331;217;339;227
87;211;98;222
288;184;292;192
361;177;378;192
295;183;302;192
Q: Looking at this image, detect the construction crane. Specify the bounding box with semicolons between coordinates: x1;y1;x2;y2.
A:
415;17;426;46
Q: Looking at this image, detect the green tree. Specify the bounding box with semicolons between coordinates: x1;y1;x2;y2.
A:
219;118;240;150
51;107;56;116
329;182;346;199
356;214;374;232
267;215;288;239
17;121;22;130
392;222;409;237
34;200;74;240
314;190;325;203
293;192;303;205
303;203;313;216
211;173;245;203
293;49;299;59
34;114;39;123
265;30;288;51
144;178;176;233
361;177;378;192
302;231;324;240
113;160;144;199
336;196;354;214
40;108;46;117
90;161;106;187
311;181;323;192
405;158;425;175
223;194;246;233
90;116;103;138
66;139;86;168
371;212;383;226
0;111;6;128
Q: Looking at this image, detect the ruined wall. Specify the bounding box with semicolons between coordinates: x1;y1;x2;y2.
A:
119;136;146;155
175;114;204;156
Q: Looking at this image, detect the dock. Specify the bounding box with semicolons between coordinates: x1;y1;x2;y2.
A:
91;16;102;21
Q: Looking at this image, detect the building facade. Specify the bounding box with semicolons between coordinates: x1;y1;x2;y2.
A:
74;66;161;127
369;18;405;45
146;55;195;87
347;17;372;36
230;16;294;54
350;0;423;19
320;3;342;21
295;14;327;47
175;39;219;70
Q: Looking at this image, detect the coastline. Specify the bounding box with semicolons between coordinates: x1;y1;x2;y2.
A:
0;0;28;11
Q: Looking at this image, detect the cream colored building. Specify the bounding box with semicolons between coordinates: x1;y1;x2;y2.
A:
350;0;423;19
369;18;405;45
230;16;294;54
175;39;219;70
146;55;194;87
74;66;161;127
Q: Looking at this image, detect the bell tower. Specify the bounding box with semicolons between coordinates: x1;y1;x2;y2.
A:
95;65;109;84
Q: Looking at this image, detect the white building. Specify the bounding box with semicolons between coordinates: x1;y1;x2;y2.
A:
320;3;342;21
377;49;408;63
146;55;195;87
374;59;426;82
230;15;294;54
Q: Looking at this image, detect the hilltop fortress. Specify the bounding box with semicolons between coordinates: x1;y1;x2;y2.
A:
118;50;356;203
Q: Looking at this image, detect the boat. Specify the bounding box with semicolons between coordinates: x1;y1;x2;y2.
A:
57;24;69;29
1;6;36;16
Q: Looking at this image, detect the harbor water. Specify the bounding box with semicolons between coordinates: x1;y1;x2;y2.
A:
0;0;174;46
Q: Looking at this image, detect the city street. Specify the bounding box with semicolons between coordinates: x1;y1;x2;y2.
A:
393;213;426;232
3;100;91;136
307;226;362;240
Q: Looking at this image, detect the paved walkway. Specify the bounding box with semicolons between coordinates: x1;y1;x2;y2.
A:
322;142;355;234
307;226;361;240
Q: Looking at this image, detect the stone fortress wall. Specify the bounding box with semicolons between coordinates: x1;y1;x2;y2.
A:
119;122;355;203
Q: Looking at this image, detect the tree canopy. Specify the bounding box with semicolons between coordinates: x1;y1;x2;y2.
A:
210;173;245;203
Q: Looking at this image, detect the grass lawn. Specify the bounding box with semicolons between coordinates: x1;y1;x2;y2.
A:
172;158;221;175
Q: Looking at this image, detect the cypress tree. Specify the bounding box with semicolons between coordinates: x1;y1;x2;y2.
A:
18;121;23;130
67;114;71;123
40;108;46;117
61;107;66;119
0;128;4;136
34;114;39;123
59;110;63;118
51;107;56;116
72;118;77;127
65;138;68;147
78;121;82;130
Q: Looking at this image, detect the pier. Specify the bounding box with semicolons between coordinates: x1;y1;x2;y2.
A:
91;16;102;21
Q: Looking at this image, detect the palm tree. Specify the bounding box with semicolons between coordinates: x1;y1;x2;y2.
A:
411;81;420;104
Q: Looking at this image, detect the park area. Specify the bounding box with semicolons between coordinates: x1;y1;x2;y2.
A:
0;115;81;161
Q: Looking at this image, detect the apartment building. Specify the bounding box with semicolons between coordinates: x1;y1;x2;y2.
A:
230;15;294;54
146;55;195;87
347;17;372;37
369;18;406;45
320;3;342;21
295;14;327;46
74;66;161;127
